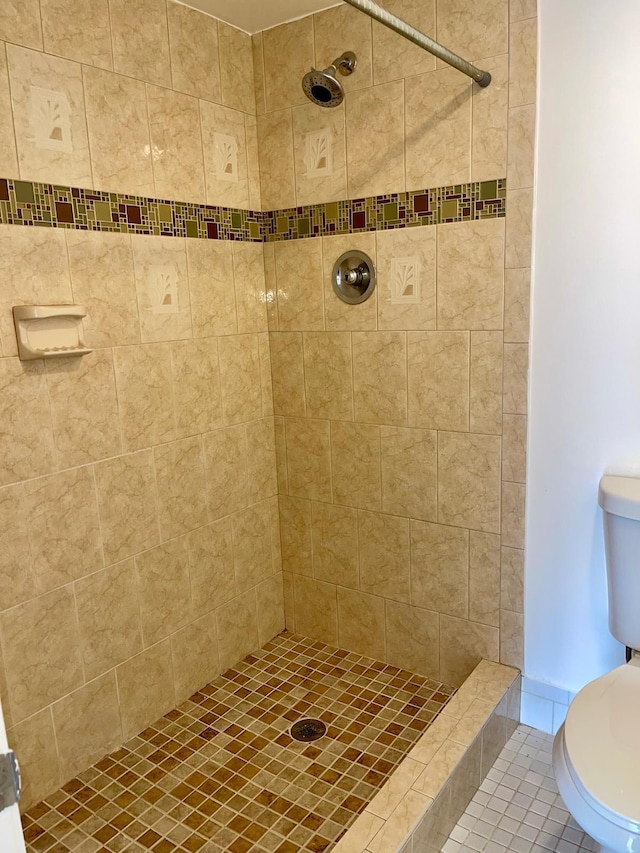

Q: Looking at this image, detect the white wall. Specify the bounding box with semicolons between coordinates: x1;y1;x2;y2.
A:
526;0;640;695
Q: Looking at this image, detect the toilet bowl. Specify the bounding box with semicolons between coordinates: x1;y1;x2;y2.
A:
552;659;640;853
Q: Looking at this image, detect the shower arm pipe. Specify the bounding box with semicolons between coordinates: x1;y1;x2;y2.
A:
342;0;492;87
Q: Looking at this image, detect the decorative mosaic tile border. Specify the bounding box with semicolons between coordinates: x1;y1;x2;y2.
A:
0;177;506;244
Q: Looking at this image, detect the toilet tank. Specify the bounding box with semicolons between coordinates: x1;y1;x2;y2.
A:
599;474;640;649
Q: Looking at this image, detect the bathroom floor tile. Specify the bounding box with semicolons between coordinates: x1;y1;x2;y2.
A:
441;725;599;853
21;632;455;852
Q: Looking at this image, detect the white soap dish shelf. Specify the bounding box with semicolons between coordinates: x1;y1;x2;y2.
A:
12;305;92;361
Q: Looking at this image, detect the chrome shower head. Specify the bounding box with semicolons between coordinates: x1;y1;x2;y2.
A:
302;51;357;108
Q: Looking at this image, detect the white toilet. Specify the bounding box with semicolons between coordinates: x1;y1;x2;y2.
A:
552;474;640;853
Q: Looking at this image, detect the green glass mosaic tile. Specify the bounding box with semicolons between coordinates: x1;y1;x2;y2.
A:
0;177;506;244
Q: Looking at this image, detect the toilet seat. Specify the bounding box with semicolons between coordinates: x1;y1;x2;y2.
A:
562;662;640;828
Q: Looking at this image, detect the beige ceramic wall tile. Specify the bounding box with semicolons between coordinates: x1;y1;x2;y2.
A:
510;0;537;21
285;417;332;502
303;332;353;420
439;614;500;685
269;496;282;576
171;338;223;438
359;510;410;602
116;639;175;740
187;518;235;615
269;333;306;417
502;481;525;549
274;416;288;493
0;0;42;49
232;241;268;333
75;559;142;680
66;230;139;348
53;671;122;781
437;218;505;330
502;413;527;483
437;0;508;59
262;17;313;113
311;501;358;588
279;496;312;576
109;0;171;87
167;1;220;102
331;421;381;510
154;437;208;541
257;109;296;210
405;68;471;190
507;103;535;189
246;417;277;504
218;334;262;425
0;483;34;611
381;426;437;522
113;343;175;451
7;44;92;187
372;0;435;84
256;574;285;646
218;20;254;114
275;237;324;331
376;225;436;331
1;586;83;722
41;0;112;69
260;335;274;418
23;466;102;593
202;425;248;520
0;46;17;176
7;710;59;812
201;101;250;209
410;520;469;617
171;611;219;703
385;600;439;679
470;331;503;434
293;575;337;646
323;232;377;331
314;3;372;92
501;546;524;613
245;114;261;209
353;331;407;426
338;587;385;662
510;18;537;107
216;589;259;672
186;238;237;338
346;81;404;197
282;571;294;630
132;235;191;342
94;450;160;564
46;350;121;467
407;331;469;431
503;342;528;414
232;500;273;592
472;54;508;182
504;267;530;343
252;32;266;116
469;531;501;627
0;359;55;486
438;432;502;533
147;85;206;204
136;537;191;646
505;188;533;268
292;102;347;206
500;609;524;668
83;66;154;196
0;224;72;357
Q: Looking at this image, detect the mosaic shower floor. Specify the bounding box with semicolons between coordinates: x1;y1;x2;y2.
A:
22;632;456;853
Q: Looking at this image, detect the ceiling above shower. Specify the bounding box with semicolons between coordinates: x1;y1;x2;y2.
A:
177;0;341;34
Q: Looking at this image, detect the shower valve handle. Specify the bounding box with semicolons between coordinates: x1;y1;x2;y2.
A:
343;266;370;286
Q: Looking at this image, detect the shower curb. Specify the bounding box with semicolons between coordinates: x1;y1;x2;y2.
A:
333;660;521;853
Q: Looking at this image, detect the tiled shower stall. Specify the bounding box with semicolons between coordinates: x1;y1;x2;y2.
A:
0;0;535;830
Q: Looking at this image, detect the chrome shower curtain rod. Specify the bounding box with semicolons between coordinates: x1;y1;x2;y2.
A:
342;0;492;87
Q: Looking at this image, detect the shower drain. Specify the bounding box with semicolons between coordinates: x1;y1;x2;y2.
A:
290;718;327;742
